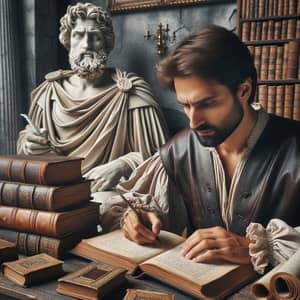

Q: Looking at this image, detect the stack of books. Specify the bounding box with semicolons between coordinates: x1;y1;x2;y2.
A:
0;155;99;258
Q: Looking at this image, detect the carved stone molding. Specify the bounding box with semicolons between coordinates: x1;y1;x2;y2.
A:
108;0;235;13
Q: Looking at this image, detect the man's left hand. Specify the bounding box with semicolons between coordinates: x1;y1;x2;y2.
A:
181;226;251;264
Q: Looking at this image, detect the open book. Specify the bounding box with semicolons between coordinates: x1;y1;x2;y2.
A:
72;230;256;299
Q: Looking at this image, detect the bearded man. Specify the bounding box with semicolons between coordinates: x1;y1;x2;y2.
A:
17;3;168;195
108;25;300;275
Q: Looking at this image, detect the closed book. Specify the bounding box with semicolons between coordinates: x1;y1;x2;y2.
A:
57;261;126;300
2;253;64;287
286;41;299;80
124;289;174;300
0;203;99;238
293;84;300;121
0;155;83;185
72;230;257;300
0;239;18;264
0;228;96;258
0;180;91;211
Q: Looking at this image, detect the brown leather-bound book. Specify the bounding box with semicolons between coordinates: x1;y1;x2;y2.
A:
0;228;96;258
287;19;296;39
0;239;18;264
274;20;282;40
124;289;175;300
275;85;285;117
267;85;276;114
2;253;64;287
277;0;284;16
282;42;289;79
281;19;288;39
283;0;289;15
57;261;126;300
258;0;265;18
254;46;262;78
242;22;250;41
268;45;277;80
258;85;268;110
267;20;275;40
256;21;262;40
72;230;256;300
250;21;257;41
0;155;83;185
261;45;270;80
0;203;99;238
288;0;297;15
262;21;268;40
284;84;295;119
297;19;300;39
275;46;284;80
286;41;299;80
293;84;300;121
0;180;91;211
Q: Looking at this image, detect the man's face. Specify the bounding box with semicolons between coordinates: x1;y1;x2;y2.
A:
174;76;244;147
69;18;107;77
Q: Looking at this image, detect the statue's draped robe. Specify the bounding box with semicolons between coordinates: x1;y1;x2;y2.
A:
17;69;168;174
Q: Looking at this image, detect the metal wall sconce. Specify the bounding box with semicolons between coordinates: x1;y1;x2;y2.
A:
144;23;176;56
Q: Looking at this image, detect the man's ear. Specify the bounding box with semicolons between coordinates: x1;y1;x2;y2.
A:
237;78;252;103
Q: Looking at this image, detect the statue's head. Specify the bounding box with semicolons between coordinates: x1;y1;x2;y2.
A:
59;3;115;78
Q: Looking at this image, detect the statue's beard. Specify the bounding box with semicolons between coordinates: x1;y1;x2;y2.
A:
69;50;108;79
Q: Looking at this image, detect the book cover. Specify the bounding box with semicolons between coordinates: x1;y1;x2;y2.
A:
0;228;97;258
72;230;257;300
0;180;91;211
2;253;64;287
0;155;83;185
57;261;126;300
0;203;99;238
0;239;18;264
124;289;174;300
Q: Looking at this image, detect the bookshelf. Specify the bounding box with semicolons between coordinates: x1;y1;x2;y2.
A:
236;0;300;120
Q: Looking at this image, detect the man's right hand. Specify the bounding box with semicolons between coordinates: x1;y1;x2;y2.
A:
122;209;162;245
22;127;53;155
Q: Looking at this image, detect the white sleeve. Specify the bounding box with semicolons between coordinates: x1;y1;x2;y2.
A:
246;219;300;274
100;152;188;234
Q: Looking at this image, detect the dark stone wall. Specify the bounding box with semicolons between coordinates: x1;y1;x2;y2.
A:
19;0;237;135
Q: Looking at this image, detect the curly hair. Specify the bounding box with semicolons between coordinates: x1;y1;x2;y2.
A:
59;3;115;54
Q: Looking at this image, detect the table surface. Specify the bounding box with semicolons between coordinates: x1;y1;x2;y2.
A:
0;254;255;300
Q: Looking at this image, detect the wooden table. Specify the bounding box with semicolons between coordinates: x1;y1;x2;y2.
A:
0;255;254;300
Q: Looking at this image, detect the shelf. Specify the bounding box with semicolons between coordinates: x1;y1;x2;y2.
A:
244;39;300;46
240;14;300;22
257;80;300;85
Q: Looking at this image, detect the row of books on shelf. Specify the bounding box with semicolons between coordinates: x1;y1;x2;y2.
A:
257;84;300;120
0;155;99;258
242;19;300;41
240;0;299;19
248;41;300;80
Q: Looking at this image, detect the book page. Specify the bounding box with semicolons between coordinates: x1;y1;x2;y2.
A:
143;244;241;285
85;230;184;263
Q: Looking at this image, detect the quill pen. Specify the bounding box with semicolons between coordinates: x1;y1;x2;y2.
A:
20;113;59;153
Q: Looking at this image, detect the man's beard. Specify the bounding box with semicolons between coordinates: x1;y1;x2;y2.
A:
69;49;108;79
194;99;244;147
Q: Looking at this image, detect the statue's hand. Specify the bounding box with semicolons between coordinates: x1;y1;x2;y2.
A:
85;159;132;192
22;127;53;155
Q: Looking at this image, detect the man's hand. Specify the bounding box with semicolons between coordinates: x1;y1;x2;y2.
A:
85;159;132;192
122;209;162;245
182;226;251;264
23;127;53;155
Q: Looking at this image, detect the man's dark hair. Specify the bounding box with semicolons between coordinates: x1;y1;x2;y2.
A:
156;25;257;104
